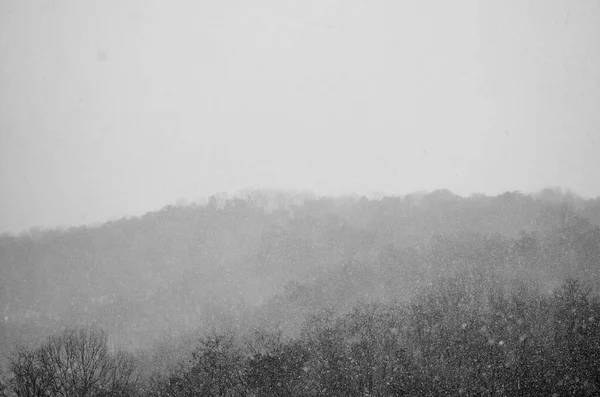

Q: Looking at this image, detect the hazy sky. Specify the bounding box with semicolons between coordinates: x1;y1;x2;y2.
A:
1;0;599;233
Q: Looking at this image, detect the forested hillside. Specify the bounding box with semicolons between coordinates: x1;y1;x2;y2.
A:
2;188;600;395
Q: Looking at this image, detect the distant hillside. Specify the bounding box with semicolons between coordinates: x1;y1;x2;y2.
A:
2;188;600;353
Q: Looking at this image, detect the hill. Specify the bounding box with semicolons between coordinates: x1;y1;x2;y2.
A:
2;188;600;355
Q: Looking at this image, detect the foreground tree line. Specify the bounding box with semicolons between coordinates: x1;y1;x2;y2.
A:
3;274;600;397
0;327;138;397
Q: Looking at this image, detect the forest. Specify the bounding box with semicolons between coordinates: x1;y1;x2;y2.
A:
2;187;600;396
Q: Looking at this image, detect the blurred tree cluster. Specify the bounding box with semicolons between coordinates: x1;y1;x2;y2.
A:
3;278;600;396
134;276;600;397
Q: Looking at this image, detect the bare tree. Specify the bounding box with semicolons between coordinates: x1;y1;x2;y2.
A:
5;327;138;397
3;345;49;397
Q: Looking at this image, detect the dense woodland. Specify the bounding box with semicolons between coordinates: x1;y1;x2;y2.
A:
2;187;600;396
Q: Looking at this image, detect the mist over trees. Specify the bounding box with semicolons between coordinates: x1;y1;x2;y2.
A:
2;187;600;395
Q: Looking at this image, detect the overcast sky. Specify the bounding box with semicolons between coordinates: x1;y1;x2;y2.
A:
1;0;599;233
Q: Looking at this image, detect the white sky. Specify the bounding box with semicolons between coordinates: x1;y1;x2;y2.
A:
1;0;599;233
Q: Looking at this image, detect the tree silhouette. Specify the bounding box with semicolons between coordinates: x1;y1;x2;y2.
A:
5;327;138;397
